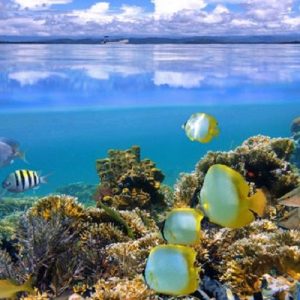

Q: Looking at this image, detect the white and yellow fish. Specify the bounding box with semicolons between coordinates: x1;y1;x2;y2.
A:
162;208;203;245
200;164;266;228
144;244;199;296
183;113;219;143
2;170;47;193
0;277;33;299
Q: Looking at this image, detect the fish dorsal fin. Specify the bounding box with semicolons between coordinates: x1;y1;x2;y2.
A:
248;189;267;217
0;137;19;149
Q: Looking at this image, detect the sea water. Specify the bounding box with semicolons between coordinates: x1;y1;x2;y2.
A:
0;44;300;196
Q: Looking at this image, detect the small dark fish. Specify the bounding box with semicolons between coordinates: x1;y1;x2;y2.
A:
2;170;47;193
0;137;26;168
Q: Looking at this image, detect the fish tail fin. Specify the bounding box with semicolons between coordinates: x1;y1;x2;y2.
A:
17;151;28;164
40;172;53;184
21;276;34;294
40;176;48;184
248;189;267;217
214;126;220;137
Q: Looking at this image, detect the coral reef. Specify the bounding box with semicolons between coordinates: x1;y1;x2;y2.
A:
95;146;170;215
174;135;299;207
0;194;160;298
1;141;299;299
291;116;300;168
0;197;38;219
193;220;300;298
56;183;97;207
0;197;38;240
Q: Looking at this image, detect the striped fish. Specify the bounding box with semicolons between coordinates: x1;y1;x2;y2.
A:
2;170;47;193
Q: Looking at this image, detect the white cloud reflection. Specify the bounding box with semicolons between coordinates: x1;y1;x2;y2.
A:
154;71;205;88
9;70;65;85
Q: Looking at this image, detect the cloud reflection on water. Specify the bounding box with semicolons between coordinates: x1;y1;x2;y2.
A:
1;44;300;109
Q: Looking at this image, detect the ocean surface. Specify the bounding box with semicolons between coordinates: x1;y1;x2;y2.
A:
0;44;300;196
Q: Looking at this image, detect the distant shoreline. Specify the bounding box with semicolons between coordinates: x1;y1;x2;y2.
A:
1;36;300;45
1;42;300;45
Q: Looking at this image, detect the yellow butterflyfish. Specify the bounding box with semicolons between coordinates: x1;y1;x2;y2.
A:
200;164;266;228
183;113;219;143
162;208;203;245
144;244;199;296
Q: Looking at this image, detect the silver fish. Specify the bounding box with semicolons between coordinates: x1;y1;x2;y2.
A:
0;137;26;168
2;170;47;193
277;187;300;230
278;186;300;207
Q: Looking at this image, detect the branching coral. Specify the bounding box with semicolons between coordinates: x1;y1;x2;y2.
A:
194;220;300;297
174;135;299;207
90;276;156;300
95;146;169;214
0;193;161;298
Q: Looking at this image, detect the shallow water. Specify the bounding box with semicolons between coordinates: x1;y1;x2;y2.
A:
0;44;300;195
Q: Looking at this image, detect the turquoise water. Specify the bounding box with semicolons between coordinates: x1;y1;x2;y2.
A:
0;44;300;195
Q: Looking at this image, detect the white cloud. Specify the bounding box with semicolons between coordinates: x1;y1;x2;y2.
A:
0;17;46;35
1;0;300;36
151;0;206;17
9;71;64;86
154;71;205;88
246;0;293;21
70;2;112;24
200;4;230;24
231;18;257;27
283;16;300;27
13;0;72;10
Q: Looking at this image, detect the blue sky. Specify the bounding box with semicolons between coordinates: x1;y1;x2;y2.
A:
1;0;300;36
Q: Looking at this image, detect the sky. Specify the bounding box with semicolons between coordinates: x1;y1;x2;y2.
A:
1;0;300;36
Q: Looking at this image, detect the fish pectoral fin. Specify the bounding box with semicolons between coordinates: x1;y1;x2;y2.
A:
249;209;261;220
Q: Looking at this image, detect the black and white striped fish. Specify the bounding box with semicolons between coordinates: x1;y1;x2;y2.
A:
2;170;47;193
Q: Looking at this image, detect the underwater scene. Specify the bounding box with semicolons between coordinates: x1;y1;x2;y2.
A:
0;43;300;300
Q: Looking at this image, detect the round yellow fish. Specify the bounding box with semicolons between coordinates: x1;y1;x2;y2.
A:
200;164;266;228
144;244;199;296
162;208;203;245
183;113;219;143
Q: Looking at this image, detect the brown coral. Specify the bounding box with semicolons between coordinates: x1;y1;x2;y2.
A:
174;135;299;207
95;146;168;214
195;220;300;297
90;276;156;300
